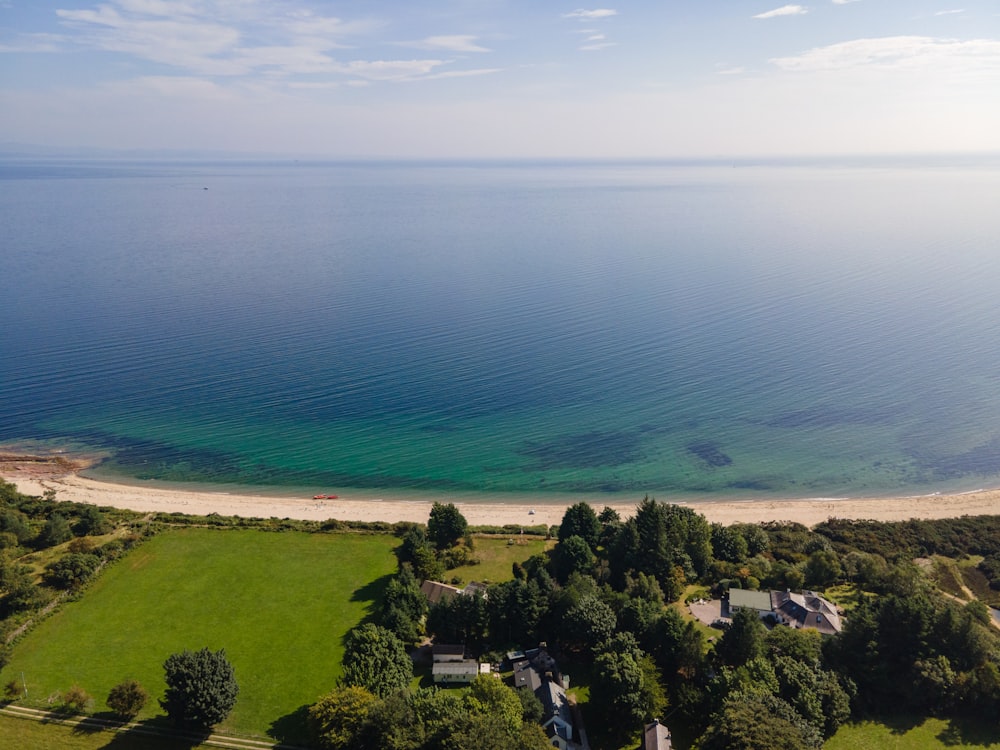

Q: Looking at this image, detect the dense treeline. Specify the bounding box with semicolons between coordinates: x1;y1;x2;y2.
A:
814;516;1000;559
345;498;1000;749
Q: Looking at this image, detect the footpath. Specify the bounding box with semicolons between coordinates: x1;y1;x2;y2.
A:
0;703;306;750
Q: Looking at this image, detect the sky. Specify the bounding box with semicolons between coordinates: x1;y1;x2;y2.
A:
2;1;1000;157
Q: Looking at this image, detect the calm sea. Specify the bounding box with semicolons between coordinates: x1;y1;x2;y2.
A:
3;157;1000;502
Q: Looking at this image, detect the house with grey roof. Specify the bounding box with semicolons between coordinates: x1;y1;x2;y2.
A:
726;587;843;635
771;589;843;635
431;643;483;684
643;719;672;749
510;646;581;749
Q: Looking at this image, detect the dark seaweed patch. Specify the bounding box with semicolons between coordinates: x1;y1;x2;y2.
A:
687;441;732;467
909;437;1000;478
73;430;473;491
517;431;643;470
765;406;901;429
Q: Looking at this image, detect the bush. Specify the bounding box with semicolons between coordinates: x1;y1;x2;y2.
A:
67;536;97;554
4;679;21;701
44;553;101;589
107;679;149;720
62;685;92;713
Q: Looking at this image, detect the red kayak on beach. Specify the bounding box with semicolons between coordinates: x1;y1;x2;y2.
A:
313;494;339;500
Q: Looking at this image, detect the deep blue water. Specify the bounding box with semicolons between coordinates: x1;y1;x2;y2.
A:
3;158;1000;500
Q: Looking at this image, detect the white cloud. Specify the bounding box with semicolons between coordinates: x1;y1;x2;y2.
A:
935;9;965;16
400;35;491;53
420;68;502;81
563;9;618;20
114;0;199;17
754;5;808;19
580;42;616;51
56;6;244;74
832;0;859;4
337;59;447;82
49;1;486;83
770;35;1000;73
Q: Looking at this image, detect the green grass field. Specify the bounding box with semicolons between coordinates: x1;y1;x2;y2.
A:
827;716;1000;749
447;536;552;584
1;713;196;750
1;528;398;742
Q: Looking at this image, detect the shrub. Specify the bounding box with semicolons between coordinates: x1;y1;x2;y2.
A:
107;679;149;720
67;536;97;554
62;685;92;713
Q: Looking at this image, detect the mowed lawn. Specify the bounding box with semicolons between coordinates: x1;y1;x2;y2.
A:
0;713;195;750
827;716;1000;750
448;536;553;584
1;528;398;740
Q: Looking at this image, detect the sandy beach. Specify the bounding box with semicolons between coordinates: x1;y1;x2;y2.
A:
4;452;1000;528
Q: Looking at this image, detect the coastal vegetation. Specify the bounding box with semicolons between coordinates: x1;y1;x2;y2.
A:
3;480;1000;748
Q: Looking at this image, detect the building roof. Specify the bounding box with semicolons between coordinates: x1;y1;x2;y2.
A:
431;643;465;661
432;660;480;676
729;588;773;612
513;659;543;692
644;719;672;750
537;680;574;741
420;580;463;605
770;589;843;635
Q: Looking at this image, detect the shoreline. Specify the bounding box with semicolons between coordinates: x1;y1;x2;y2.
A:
5;452;1000;528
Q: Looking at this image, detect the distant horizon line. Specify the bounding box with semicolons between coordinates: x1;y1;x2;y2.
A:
3;142;1000;167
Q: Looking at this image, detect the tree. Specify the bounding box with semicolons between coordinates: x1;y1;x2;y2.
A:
309;685;378;750
552;535;595;582
488;579;546;646
0;508;32;545
804;548;842;588
107;679;148;720
74;505;110;536
563;594;616;651
464;674;523;735
590;641;666;731
427;503;468;550
0;560;49;617
341;624;413;698
715;607;765;667
380;566;427;644
699;691;823;749
35;513;72;548
711;523;749;563
160;647;239;729
558;502;602;550
427;590;488;646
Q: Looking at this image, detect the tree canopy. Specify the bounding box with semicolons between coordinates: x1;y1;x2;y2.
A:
160;647;239;729
427;502;468;550
341;624;413;698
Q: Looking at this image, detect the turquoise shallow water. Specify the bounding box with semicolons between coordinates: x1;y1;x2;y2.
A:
3;158;1000;501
